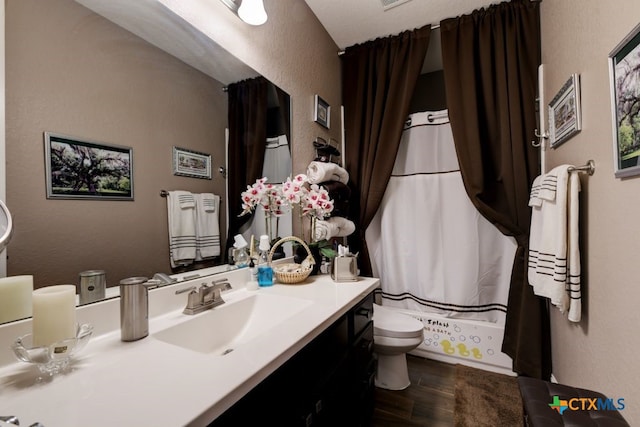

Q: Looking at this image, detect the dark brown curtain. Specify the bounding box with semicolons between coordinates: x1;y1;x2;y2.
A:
342;25;431;276
440;0;551;379
225;76;268;260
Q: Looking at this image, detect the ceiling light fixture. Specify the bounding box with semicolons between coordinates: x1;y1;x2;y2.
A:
220;0;268;26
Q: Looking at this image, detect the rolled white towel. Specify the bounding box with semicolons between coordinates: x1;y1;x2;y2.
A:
314;219;338;241
314;217;356;240
306;161;349;184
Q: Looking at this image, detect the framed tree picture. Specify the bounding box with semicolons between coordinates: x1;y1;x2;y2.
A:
44;132;133;200
609;23;640;178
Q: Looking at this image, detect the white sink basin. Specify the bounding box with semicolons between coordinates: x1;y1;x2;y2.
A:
153;292;313;355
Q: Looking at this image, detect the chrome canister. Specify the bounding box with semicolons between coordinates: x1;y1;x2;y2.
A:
79;270;106;305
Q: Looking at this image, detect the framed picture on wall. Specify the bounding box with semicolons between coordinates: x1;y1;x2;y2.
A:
548;74;582;149
609;22;640;179
172;146;212;179
314;94;330;129
44;132;134;200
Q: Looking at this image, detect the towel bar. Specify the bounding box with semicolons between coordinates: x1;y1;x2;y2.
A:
159;190;223;202
568;160;595;176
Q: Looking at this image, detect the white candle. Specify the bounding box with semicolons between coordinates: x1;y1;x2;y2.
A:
32;285;77;347
0;275;33;324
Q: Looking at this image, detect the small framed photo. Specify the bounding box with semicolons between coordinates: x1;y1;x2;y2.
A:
173;146;212;179
609;22;640;178
314;94;330;129
44;132;133;200
548;74;582;149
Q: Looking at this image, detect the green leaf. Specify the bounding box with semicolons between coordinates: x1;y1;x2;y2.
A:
319;247;337;258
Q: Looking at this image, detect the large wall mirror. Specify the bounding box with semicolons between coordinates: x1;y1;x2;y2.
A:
2;0;291;323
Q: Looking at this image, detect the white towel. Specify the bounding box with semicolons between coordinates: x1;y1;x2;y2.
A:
528;175;544;207
529;173;560;207
528;165;581;321
194;193;221;260
177;192;196;208
567;172;581;322
314;217;356;240
167;191;197;268
306;161;349;184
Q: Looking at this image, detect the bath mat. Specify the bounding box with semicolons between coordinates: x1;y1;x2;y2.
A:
454;364;524;427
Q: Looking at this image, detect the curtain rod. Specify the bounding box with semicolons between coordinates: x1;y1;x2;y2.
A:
337;23;440;56
336;0;542;57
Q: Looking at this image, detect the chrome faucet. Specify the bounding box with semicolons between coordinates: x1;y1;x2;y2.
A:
175;278;232;315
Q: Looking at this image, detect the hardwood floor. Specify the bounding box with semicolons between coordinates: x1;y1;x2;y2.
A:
370;355;456;427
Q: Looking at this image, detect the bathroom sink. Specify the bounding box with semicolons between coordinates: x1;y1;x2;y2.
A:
153;293;313;355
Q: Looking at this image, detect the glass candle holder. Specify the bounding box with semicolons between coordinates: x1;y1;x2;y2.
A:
11;323;93;375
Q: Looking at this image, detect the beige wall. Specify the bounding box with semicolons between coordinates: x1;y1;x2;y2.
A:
541;1;640;423
159;0;343;177
6;0;228;287
5;0;342;287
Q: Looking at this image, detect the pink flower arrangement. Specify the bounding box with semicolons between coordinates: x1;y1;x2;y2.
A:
242;174;334;243
282;174;334;220
240;177;287;218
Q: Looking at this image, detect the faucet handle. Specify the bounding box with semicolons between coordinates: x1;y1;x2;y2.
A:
0;416;19;425
211;279;232;291
175;286;197;295
176;286;200;313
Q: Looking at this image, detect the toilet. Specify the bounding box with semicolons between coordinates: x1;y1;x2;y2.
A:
373;303;424;390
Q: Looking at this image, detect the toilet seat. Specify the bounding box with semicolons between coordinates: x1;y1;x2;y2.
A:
373;303;423;339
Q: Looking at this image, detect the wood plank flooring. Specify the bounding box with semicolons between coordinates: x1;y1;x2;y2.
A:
371;355;456;427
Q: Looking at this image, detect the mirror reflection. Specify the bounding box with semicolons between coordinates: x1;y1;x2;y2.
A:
2;0;292;323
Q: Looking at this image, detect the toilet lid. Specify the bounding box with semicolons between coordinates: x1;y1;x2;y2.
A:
373;304;424;339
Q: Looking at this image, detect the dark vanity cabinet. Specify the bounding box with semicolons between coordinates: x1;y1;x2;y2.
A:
210;291;375;427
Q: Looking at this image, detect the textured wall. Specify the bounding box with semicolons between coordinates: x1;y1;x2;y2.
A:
6;0;228;288
541;1;640;423
159;0;343;177
5;0;342;287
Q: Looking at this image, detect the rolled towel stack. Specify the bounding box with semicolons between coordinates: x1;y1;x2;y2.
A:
307;161;349;185
314;217;356;241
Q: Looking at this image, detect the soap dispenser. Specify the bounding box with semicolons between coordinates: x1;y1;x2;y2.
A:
258;235;270;265
233;234;250;268
257;234;273;286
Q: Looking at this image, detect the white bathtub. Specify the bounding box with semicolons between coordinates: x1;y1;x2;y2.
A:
391;307;516;376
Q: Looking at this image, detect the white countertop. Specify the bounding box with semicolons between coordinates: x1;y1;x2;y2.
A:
0;274;379;427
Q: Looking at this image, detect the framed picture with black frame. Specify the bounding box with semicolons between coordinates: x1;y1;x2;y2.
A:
314;94;330;129
44;132;133;200
609;22;640;179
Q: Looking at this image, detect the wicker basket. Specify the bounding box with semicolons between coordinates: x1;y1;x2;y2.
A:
268;236;315;284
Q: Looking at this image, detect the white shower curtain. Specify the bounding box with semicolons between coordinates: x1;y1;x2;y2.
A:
366;110;517;323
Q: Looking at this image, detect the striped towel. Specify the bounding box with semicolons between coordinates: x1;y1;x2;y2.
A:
194;193;221;259
167;191;196;268
528;165;581;322
528;174;558;207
